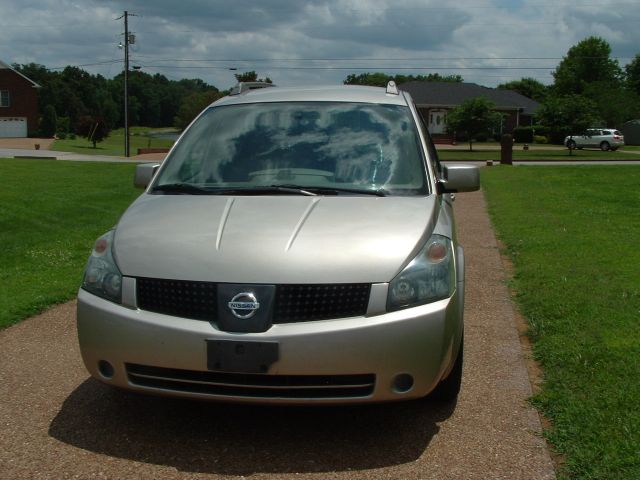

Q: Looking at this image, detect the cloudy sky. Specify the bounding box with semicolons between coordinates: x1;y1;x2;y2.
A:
1;0;639;90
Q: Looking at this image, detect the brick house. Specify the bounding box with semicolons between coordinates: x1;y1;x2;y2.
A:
399;81;540;142
0;60;40;137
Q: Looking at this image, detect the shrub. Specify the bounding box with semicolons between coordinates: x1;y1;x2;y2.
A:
532;125;549;136
513;126;534;143
57;116;70;135
534;135;548;144
40;105;57;137
76;116;110;148
57;132;67;140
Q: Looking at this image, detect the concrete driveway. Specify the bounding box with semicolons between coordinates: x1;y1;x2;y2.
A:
0;190;555;479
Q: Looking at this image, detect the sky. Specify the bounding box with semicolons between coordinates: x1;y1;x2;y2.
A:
1;0;639;90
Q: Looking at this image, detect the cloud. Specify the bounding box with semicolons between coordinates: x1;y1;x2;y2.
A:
1;0;639;89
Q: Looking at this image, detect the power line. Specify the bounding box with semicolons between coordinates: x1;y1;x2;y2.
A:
130;55;636;62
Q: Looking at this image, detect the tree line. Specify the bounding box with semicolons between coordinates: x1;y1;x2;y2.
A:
13;63;223;137
15;37;640;145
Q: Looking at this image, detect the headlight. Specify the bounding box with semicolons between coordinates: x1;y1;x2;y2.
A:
387;234;455;311
81;230;122;304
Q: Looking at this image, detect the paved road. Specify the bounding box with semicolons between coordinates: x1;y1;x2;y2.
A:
0;190;555;479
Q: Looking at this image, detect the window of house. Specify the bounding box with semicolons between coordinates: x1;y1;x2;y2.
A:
0;90;9;107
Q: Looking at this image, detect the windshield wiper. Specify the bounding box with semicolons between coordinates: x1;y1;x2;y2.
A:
208;186;317;196
300;186;388;197
152;183;211;195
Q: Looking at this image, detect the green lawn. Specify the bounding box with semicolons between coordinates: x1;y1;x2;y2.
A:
52;127;176;156
0;158;141;327
438;147;639;161
482;166;640;479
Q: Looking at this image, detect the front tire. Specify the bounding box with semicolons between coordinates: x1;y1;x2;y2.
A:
430;333;463;402
567;140;577;150
600;141;611;151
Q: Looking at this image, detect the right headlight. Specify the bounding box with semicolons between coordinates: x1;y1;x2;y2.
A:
387;234;455;312
81;230;122;304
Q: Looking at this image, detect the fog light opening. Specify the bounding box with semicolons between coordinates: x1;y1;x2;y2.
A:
392;373;414;394
98;360;115;379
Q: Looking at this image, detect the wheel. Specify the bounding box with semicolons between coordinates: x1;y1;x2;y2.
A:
430;333;463;402
611;147;618;151
567;140;577;150
600;141;611;151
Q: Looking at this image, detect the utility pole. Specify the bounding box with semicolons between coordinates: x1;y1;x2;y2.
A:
117;11;135;157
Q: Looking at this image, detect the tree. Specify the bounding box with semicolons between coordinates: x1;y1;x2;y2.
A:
625;53;640;95
584;81;640;127
497;77;549;102
553;37;622;95
445;97;503;151
76;116;110;148
344;72;463;87
535;95;598;154
40;104;57;137
235;71;272;83
174;90;222;130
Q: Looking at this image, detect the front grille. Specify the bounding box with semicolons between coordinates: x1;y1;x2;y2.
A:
273;284;371;323
137;278;217;321
136;278;370;323
126;363;375;399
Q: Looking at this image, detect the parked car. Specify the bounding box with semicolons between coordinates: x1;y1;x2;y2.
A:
564;128;625;151
77;81;480;405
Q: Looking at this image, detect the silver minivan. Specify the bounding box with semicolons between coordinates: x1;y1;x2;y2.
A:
77;82;479;405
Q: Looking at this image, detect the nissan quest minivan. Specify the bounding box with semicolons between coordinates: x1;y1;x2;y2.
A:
77;81;479;405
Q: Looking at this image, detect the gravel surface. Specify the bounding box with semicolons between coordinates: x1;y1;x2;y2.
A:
0;189;555;479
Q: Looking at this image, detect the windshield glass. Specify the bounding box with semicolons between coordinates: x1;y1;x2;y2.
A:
154;101;428;195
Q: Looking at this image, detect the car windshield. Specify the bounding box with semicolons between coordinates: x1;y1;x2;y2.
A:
154;101;428;196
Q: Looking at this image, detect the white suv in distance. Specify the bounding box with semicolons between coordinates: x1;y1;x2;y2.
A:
564;129;625;151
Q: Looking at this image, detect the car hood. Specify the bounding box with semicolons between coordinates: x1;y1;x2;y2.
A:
114;194;437;284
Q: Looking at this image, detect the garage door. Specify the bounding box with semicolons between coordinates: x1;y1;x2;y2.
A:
0;117;28;138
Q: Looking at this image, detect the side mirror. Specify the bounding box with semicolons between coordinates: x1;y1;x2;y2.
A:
439;164;480;193
134;163;160;188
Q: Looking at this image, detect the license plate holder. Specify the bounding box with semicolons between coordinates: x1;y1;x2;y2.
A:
206;340;279;374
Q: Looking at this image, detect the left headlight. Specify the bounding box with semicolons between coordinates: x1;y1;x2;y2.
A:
387;234;455;312
81;230;122;304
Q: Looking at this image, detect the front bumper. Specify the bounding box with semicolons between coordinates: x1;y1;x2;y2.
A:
77;283;463;405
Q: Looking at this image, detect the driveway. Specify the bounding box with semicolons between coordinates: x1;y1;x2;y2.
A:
0;190;555;479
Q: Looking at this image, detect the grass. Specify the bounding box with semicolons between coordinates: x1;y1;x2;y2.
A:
0;158;141;328
52;127;175;156
438;147;639;161
481;165;640;479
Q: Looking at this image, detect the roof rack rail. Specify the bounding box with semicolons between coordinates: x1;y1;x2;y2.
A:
230;82;276;96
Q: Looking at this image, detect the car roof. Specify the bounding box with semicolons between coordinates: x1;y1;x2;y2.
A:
212;84;412;107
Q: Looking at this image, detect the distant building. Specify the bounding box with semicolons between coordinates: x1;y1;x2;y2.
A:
0;60;40;137
399;81;540;141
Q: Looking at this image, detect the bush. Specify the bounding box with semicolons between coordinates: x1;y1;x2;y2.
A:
534;135;548;144
76;116;110;148
532;125;549;136
57;132;67;140
40;105;57;137
513;126;534;143
57;116;70;135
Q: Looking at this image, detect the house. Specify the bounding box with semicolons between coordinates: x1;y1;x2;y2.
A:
0;60;40;137
399;81;540;141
